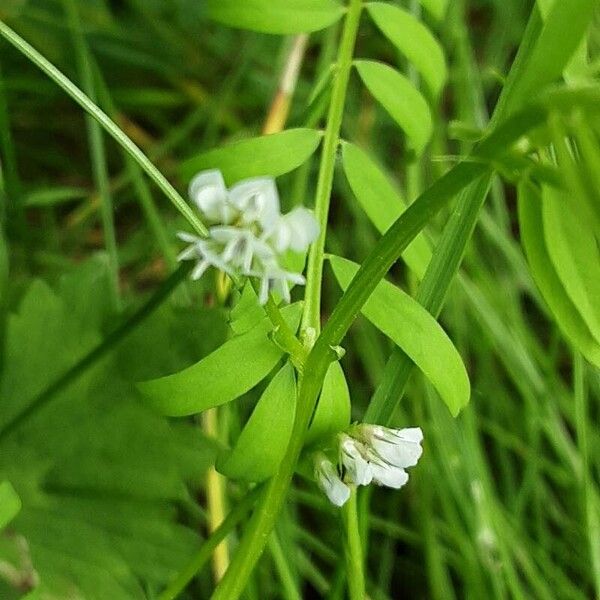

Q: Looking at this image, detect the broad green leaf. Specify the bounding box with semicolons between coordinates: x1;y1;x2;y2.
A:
305;361;351;445
330;256;470;416
542;185;600;341
217;363;296;482
206;0;344;34
138;303;303;416
181;128;322;184
419;0;448;21
354;60;433;154
229;283;264;335
0;481;21;529
366;2;447;99
518;181;600;367
342;141;432;279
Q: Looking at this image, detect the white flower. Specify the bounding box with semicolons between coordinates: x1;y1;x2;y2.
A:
270;207;320;253
178;169;319;305
176;232;234;279
256;261;306;305
228;177;281;232
362;425;423;469
314;454;351;507
340;435;373;486
369;460;409;489
188;169;237;224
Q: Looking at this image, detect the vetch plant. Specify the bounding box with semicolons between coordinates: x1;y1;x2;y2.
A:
0;0;599;599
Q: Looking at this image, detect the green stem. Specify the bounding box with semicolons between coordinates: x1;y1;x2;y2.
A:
64;0;121;311
302;0;363;333
342;489;365;600
0;19;207;237
159;485;262;600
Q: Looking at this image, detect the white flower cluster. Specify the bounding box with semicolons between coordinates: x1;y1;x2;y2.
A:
177;169;319;304
315;425;424;507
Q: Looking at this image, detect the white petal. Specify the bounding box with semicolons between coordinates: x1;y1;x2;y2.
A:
370;462;409;489
229;177;281;231
191;260;210;280
315;457;351;507
284;207;320;252
341;437;373;486
189;170;233;223
177;245;199;261
371;426;423;469
177;231;201;244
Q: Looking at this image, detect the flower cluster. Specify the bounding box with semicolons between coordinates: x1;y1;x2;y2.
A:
177;169;319;304
315;425;424;507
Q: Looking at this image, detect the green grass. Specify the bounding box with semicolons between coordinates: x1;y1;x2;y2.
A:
0;0;599;599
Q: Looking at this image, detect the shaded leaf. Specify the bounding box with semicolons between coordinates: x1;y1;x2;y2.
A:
518;180;600;367
218;363;296;482
330;256;470;416
306;361;351;445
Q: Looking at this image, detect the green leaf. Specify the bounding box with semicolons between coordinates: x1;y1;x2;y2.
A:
0;481;21;529
418;0;448;21
180;128;322;184
217;363;296;482
138;303;303;416
366;2;447;99
341;141;432;279
305;361;351;445
22;186;89;207
330;256;470;416
542;185;600;342
354;60;433;154
206;0;344;34
518;181;600;367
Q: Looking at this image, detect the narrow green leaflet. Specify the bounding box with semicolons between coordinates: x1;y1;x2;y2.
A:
0;481;21;529
518;181;600;367
542;185;600;341
419;0;448;21
330;256;470;416
218;363;296;482
206;0;344;34
342;141;432;279
138;304;303;416
305;361;351;445
354;60;433;154
23;186;89;207
366;2;447;99
180;129;322;184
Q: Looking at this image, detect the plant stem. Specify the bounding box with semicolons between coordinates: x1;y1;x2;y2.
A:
342;489;365;600
64;0;121;311
302;0;363;333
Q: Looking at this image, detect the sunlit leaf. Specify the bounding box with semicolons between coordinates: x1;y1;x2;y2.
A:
218;363;296;482
138;303;303;416
180;128;322;184
354;60;433;154
330;256;470;416
0;481;21;529
206;0;344;34
366;2;447;99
